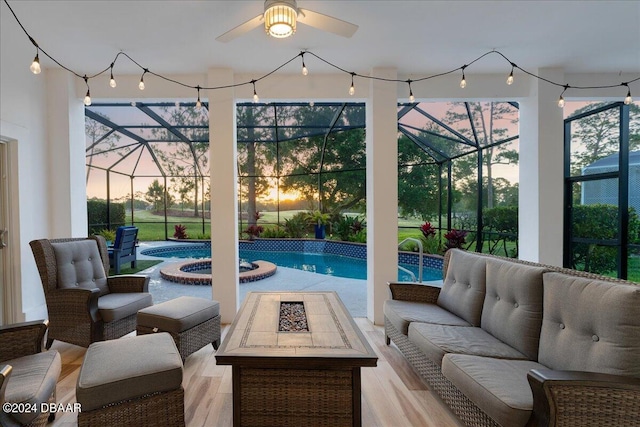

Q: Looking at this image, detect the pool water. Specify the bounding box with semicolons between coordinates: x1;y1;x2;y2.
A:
143;246;441;282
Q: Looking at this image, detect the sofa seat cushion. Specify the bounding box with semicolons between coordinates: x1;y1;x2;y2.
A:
98;292;153;323
2;351;61;425
442;354;546;427
384;299;470;335
408;323;527;366
137;296;220;333
76;333;183;412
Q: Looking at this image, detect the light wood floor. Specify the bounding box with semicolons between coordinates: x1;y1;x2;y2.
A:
49;319;463;426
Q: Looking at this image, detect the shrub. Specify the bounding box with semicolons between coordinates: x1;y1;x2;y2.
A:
87;199;125;235
333;215;366;242
244;224;264;240
571;204;640;274
261;227;288;238
418;221;441;254
96;228;116;242
284;212;308;238
444;229;468;251
173;224;188;239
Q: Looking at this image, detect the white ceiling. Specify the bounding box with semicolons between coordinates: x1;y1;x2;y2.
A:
3;0;640;78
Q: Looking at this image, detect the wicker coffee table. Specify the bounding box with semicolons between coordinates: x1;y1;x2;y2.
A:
215;291;377;427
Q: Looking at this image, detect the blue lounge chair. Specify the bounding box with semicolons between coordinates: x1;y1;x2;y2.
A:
108;226;139;274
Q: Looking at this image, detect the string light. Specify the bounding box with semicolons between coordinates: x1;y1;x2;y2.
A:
506;63;515;85
558;85;569;108
138;69;147;90
30;50;41;74
83;75;91;106
624;84;632;105
4;0;637;113
109;63;116;88
196;86;202;109
407;79;415;102
252;80;259;103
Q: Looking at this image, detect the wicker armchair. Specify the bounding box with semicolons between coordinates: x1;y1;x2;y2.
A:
30;236;152;349
0;320;61;427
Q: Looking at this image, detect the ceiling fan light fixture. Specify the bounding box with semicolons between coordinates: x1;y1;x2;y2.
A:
264;0;297;38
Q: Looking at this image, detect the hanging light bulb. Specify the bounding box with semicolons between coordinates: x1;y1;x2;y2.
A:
506;70;514;85
349;73;355;96
624;86;632;105
460;71;467;89
302;61;308;76
82;76;91;106
558;95;565;108
408;80;415;102
558;85;569;108
252;81;259;103
196;86;202;109
30;52;41;74
139;70;147;90
109;63;116;87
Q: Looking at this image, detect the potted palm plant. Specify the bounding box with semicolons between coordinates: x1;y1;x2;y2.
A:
306;210;330;239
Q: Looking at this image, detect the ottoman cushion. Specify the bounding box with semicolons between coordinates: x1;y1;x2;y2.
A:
137;296;220;333
76;333;182;412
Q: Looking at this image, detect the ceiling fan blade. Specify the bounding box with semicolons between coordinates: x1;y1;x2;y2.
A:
297;8;358;38
216;14;263;43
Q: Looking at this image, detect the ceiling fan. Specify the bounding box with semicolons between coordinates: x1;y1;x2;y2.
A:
216;0;359;42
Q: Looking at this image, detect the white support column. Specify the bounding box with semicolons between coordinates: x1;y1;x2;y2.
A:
518;68;565;265
46;69;88;237
366;67;398;325
208;68;239;322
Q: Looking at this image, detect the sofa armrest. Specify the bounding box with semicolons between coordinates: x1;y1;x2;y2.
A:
388;282;441;304
107;274;150;293
527;368;640;427
0;320;49;363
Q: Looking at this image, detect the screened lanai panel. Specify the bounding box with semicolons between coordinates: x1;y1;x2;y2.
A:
398;134;437;166
89;105;156;126
107;145;146;175
398;104;476;159
570;107;621;177
320;129;366;173
237;141;278;177
467;102;519;146
277;138;322;175
108;173;131;202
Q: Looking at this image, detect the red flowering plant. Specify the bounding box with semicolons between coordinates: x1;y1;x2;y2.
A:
419;222;441;254
173;224;188;239
244;224;264;240
444;229;468;251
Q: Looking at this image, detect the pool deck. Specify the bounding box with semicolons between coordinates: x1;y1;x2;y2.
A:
137;241;443;318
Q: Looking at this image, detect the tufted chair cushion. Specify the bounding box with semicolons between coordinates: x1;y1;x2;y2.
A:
437;249;487;327
480;258;547;361
539;272;640;377
52;240;109;296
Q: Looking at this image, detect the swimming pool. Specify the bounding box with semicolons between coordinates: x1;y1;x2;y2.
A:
141;243;442;282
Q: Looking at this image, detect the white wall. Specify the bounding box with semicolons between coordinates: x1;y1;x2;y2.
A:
1;8;51;321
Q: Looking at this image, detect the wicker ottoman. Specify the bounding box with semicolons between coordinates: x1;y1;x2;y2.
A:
76;333;184;427
137;296;221;361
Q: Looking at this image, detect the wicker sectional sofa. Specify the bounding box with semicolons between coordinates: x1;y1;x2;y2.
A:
384;249;640;427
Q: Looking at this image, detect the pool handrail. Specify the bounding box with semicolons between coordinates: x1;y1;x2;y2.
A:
398;238;423;283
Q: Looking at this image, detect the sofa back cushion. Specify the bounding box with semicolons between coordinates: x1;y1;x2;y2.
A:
481;258;547;360
437;249;487;327
539;272;640;377
52;240;109;296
